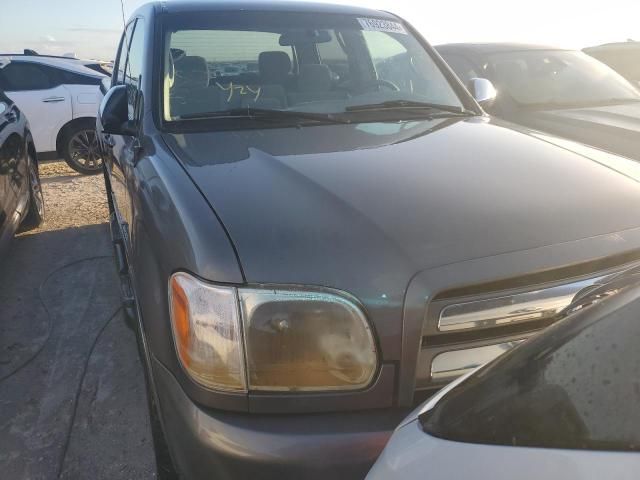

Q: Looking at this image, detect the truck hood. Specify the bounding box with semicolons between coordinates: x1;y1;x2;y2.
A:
514;101;640;161
162;117;640;353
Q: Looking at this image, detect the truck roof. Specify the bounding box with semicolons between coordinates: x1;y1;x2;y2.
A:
132;0;397;20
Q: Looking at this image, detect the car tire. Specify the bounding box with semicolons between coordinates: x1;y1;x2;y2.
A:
18;154;45;232
62;120;103;175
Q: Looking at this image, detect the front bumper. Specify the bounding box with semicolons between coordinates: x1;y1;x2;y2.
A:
152;358;410;480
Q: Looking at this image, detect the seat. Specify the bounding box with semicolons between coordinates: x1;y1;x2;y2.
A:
170;56;227;117
240;51;292;108
287;64;347;106
259;51;292;85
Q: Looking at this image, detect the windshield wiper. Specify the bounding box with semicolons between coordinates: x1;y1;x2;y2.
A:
346;100;476;116
177;107;351;124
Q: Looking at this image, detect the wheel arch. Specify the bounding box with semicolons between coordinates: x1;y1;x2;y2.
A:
55;116;97;157
26;135;38;165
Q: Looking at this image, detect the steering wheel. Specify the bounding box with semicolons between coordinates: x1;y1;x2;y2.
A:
336;78;401;94
362;79;401;92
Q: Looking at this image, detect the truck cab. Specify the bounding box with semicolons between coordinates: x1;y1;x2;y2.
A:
97;3;640;479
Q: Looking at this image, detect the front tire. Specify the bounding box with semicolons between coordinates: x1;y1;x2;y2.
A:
19;154;45;232
62;121;103;175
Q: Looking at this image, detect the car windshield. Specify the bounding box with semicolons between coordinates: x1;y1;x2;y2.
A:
488;49;640;108
162;11;465;124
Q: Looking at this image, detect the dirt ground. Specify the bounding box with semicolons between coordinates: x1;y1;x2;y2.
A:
29;161;110;232
0;161;156;479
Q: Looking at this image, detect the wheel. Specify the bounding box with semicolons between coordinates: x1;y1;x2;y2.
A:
62;122;103;175
18;154;45;232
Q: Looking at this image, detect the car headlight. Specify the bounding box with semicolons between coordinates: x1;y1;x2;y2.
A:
169;272;378;393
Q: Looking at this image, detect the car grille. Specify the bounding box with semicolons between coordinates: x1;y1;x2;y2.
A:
414;267;628;391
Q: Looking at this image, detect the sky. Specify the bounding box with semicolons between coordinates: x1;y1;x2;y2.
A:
1;0;639;61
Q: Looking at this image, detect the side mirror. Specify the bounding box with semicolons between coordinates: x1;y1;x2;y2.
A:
99;84;133;135
468;78;497;109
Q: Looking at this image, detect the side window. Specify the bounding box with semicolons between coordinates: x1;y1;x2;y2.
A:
0;62;54;91
125;19;145;120
113;22;136;86
56;69;102;86
441;54;479;86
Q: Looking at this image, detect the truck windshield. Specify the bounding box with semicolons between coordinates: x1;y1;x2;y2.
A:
161;11;465;123
488;49;640;108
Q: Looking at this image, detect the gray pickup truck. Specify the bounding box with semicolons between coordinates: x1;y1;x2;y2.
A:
97;1;640;479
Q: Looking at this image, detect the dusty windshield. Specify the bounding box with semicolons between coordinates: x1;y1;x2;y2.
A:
488;49;640;108
162;11;464;122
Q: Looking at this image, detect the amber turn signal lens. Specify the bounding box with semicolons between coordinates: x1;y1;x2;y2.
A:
170;276;191;367
168;273;247;392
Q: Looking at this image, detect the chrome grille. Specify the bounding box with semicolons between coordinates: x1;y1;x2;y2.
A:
415;267;630;391
438;274;610;332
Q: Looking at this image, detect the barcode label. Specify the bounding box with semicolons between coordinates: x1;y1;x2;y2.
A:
358;18;407;35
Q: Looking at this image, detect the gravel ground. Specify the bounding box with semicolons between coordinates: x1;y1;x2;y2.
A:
25;160;110;233
1;160;156;479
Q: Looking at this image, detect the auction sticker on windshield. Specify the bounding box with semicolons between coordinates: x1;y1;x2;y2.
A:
358;18;407;34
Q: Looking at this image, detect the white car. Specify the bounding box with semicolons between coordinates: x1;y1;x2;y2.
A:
0;54;106;174
368;271;640;480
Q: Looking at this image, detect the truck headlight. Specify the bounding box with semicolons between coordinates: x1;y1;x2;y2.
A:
169;272;378;393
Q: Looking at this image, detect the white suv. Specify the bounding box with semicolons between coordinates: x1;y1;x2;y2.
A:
0;54;106;174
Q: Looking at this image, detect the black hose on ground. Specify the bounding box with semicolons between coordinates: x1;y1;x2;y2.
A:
0;255;112;384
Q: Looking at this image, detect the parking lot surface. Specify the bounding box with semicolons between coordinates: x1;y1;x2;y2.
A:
0;162;156;479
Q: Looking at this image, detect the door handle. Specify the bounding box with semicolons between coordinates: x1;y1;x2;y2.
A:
42;96;66;103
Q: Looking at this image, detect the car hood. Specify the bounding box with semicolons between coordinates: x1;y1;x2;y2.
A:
516;101;640;160
163;117;640;354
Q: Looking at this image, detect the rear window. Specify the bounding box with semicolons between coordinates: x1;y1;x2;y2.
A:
170;30;293;79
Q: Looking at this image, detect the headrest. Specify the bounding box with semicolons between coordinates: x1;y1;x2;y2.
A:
259;51;292;84
174;55;209;89
298;64;332;92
